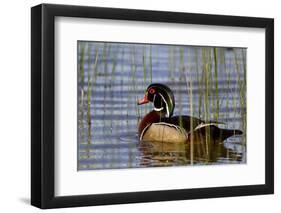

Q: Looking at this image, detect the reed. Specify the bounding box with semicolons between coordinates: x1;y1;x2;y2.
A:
195;48;202;118
194;48;207;159
202;48;212;156
169;46;173;80
91;48;99;87
241;49;247;147
126;48;130;128
109;45;119;133
131;46;141;126
172;46;176;83
142;46;147;85
86;44;92;144
110;46;118;86
177;47;185;128
120;47;125;133
101;43;108;134
202;48;210;122
234;49;247;145
213;47;220;122
149;45;153;83
208;50;214;121
78;42;86;143
142;46;149;115
88;47;99;137
222;49;229;121
185;51;194;165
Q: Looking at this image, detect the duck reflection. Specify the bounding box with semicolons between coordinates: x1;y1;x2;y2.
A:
138;136;242;167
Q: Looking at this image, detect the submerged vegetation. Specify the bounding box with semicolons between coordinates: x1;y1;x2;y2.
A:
77;41;246;170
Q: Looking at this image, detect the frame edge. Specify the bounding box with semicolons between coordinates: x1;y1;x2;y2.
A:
31;4;43;208
265;18;274;194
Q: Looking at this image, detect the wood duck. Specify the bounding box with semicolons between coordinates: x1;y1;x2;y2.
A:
137;83;243;143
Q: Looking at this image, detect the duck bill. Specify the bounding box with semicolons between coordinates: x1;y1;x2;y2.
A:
137;95;149;105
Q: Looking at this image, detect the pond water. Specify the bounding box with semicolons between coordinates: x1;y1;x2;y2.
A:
77;41;246;170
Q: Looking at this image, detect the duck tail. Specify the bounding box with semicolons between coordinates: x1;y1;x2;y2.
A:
218;128;243;141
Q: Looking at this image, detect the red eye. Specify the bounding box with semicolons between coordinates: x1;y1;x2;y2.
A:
149;88;155;94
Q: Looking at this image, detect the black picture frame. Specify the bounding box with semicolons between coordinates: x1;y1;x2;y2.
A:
31;3;274;209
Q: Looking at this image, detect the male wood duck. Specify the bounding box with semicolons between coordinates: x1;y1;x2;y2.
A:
137;83;243;143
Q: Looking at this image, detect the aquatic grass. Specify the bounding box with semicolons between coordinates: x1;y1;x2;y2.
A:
231;49;244;135
142;46;147;85
195;48;203;119
202;48;213;157
148;45;153;115
109;46;119;88
221;48;229;122
178;47;185;128
78;42;86;143
120;48;125;131
169;46;174;81
91;48;100;90
142;46;150;115
241;49;247;146
185;50;194;165
109;45;119;133
126;80;130;128
234;49;247;145
101;43;108;134
88;47;100;137
194;48;208;158
217;48;227;121
149;45;153;83
86;44;92;145
82;44;98;158
131;46;141;126
202;48;210;123
213;47;220;122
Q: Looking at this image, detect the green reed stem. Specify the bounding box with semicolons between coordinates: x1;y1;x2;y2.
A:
142;46;147;85
86;44;92;144
195;48;202;118
101;43;108;133
149;45;153;83
213;47;219;122
78;42;86;143
110;46;119;133
89;47;99;138
242;49;247;147
234;49;246;146
131;46;141;126
186;70;194;165
202;48;211;156
179;47;185;128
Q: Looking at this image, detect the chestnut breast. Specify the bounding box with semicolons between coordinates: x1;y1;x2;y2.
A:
138;111;161;136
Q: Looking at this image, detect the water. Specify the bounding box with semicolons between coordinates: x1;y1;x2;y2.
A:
77;41;246;170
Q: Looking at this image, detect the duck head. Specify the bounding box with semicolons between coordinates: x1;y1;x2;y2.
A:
137;83;175;117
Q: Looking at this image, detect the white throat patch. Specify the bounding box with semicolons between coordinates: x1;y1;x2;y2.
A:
154;107;164;111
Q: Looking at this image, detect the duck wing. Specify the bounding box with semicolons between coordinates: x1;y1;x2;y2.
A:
162;116;242;141
161;115;210;131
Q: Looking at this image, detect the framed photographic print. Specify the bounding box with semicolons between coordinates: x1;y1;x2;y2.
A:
31;3;274;209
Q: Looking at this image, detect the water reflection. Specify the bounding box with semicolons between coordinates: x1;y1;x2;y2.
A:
78;131;244;170
139;138;243;167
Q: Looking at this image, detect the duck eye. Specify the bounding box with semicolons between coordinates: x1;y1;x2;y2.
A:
149;88;155;94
